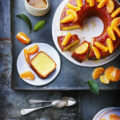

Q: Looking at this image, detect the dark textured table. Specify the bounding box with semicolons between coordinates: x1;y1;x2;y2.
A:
0;0;120;120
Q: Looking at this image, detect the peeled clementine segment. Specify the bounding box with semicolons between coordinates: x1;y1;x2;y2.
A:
62;32;72;46
28;44;39;55
107;27;116;40
76;0;83;7
67;3;81;11
100;75;110;84
92;67;105;79
94;42;108;52
92;46;101;59
86;0;90;3
96;0;102;2
66;9;78;22
113;26;120;37
20;71;35;80
97;0;108;8
106;38;114;53
75;42;89;54
105;66;120;82
24;48;30;64
60;15;74;24
111;17;120;29
89;0;95;7
106;0;114;13
111;7;120;18
16;32;31;44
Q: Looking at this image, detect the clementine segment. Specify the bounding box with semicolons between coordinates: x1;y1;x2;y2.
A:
16;32;31;44
107;27;116;41
92;46;101;59
20;71;35;80
106;38;114;53
62;32;72;46
67;3;81;11
111;17;120;29
76;0;83;7
106;0;114;13
60;15;74;23
89;0;95;7
28;44;39;55
98;0;108;8
113;26;120;37
24;48;30;64
100;75;110;84
75;42;89;54
92;67;105;79
94;42;108;52
111;7;120;18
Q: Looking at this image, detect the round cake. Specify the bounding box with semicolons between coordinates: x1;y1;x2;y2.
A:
58;0;120;62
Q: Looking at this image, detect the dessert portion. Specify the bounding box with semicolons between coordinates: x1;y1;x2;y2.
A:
30;51;56;79
72;41;90;62
58;0;120;62
58;32;80;51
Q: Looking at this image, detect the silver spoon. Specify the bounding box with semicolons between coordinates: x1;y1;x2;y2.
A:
21;97;76;115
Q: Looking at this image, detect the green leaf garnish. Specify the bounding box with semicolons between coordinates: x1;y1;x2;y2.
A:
87;80;99;95
16;14;32;34
33;20;46;32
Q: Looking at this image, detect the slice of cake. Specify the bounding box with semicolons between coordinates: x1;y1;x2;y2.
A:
72;41;90;62
58;33;80;51
30;51;56;79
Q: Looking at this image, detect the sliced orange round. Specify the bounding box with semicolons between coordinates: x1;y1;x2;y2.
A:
75;42;89;54
106;0;114;13
66;9;78;22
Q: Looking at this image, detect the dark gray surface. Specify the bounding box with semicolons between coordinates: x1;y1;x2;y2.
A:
11;0;120;90
0;0;120;120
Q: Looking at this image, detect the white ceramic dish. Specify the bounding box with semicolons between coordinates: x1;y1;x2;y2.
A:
17;43;61;86
25;0;50;16
93;107;120;120
52;0;120;67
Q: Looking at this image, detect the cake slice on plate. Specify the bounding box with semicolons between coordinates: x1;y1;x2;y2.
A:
30;51;56;79
58;32;80;51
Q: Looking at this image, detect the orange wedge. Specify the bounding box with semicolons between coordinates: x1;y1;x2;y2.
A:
75;42;89;54
94;42;108;52
111;7;120;18
89;0;95;7
20;71;35;80
97;0;108;8
113;26;120;37
28;44;39;55
106;38;114;53
106;0;114;13
60;15;74;24
76;0;83;7
107;27;116;40
62;32;72;46
67;3;81;11
96;0;102;2
92;67;105;79
66;9;78;22
100;75;110;84
111;17;120;29
24;48;30;64
92;46;101;59
86;0;90;3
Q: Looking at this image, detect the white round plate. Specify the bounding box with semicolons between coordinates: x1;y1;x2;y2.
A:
93;107;120;120
17;43;61;86
52;0;120;67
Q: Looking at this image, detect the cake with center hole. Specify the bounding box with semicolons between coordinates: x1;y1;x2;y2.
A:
58;0;120;62
30;51;56;79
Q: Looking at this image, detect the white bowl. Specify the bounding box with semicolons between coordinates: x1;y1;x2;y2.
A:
25;0;50;16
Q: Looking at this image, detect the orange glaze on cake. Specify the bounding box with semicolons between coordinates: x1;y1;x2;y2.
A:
60;0;120;61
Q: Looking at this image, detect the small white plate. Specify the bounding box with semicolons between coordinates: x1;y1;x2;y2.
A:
17;43;61;86
52;0;120;67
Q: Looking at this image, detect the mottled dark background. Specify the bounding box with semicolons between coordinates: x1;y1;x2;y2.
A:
0;0;120;120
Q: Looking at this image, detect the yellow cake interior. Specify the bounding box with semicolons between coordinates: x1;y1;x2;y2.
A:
31;52;56;77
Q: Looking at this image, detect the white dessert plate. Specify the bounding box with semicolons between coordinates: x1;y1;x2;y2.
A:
17;43;61;86
52;0;120;67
